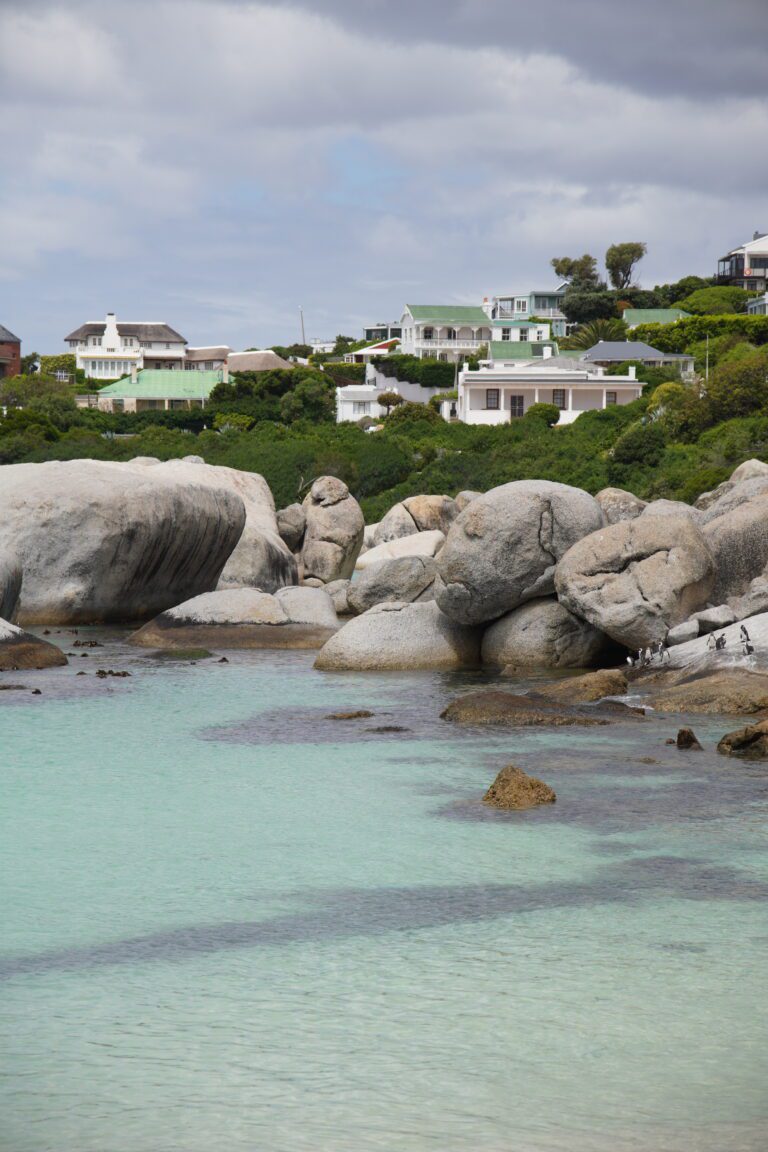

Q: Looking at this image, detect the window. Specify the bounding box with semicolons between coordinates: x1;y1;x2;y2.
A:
519;328;529;341
553;389;567;409
165;343;171;349
353;401;371;415
510;395;524;418
485;388;500;410
501;328;511;341
92;336;102;346
516;300;528;313
445;328;456;340
606;391;617;406
423;327;434;340
123;338;134;347
112;399;124;412
141;341;152;348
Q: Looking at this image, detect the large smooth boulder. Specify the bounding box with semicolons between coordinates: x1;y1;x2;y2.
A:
347;556;437;615
301;477;364;583
402;495;458;535
595;488;647;525
373;503;418;545
695;459;768;512
699;476;768;524
436;480;605;626
0;460;246;626
555;515;715;649
704;494;768;603
659;610;768;670
0;554;22;621
276;504;306;553
482;598;608;670
0;618;68;670
314;600;480;671
356;531;445;571
129;586;338;649
147;458;296;593
640;499;701;522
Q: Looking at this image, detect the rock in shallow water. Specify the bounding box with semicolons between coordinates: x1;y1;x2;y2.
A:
717;718;768;760
0;618;68;670
483;765;556;810
314;600;479;671
128;587;339;650
440;689;639;727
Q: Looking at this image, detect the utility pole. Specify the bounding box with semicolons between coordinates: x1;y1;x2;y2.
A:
705;333;709;383
299;306;306;346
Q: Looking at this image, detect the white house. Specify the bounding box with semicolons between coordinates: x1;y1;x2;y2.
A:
717;231;768;292
336;359;456;422
398;304;494;362
185;346;231;371
747;292;768;316
490;285;570;337
343;338;398;364
456;359;643;426
65;313;187;380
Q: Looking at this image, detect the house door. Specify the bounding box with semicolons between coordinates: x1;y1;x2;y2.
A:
510;395;524;418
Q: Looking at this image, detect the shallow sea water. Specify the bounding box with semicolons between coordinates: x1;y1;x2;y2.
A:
2;631;768;1151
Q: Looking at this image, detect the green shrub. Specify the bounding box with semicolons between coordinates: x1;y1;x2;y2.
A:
524;403;561;427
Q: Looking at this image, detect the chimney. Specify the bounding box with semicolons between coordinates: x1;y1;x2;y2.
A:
755;231;762;241
130;362;137;384
222;364;229;384
628;365;637;380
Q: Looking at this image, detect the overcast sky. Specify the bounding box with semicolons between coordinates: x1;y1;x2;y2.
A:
1;0;767;352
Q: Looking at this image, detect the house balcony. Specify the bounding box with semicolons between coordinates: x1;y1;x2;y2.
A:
495;307;564;320
414;338;485;350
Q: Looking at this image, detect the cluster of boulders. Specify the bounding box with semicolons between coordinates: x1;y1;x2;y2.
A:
8;452;768;679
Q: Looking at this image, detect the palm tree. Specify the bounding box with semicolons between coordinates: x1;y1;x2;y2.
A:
561;318;628;350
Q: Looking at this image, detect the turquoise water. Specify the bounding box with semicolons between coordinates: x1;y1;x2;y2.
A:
2;634;768;1151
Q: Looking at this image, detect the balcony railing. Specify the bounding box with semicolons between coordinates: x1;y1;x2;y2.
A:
413;337;485;349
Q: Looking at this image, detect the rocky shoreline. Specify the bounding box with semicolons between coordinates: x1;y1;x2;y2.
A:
5;454;768;791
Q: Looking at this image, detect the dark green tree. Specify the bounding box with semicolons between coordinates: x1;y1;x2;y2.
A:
605;242;647;290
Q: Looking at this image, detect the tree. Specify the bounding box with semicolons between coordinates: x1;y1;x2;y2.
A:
561;287;618;324
525;403;561;427
677;286;754;315
20;352;39;375
705;348;768;421
278;375;336;424
385;401;440;426
551;254;599;287
377;390;404;415
39;353;77;379
605;242;647;290
561;318;629;350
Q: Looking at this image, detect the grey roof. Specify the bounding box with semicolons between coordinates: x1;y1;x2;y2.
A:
515;356;597;372
0;324;21;343
581;341;690;362
65;321;186;343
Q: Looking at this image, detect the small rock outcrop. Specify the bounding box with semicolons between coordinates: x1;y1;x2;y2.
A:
301;477;364;583
0;553;22;621
323;578;352;615
555;514;715;649
373;502;419;545
676;727;703;750
346;556;437;615
595;488;647;524
483;765;556;810
717;718;768;760
482;598;608;670
276;504;306;553
0;619;68;670
436;480;604;626
402;495;458;535
314;600;480;671
0;459;246;625
534;668;628;703
128;586;339;650
644;668;768;714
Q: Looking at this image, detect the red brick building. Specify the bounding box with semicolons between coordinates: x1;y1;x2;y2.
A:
0;325;21;379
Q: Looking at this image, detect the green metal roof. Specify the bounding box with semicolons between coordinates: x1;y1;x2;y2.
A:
623;308;691;327
490;319;544;328
98;369;223;399
489;341;559;360
406;304;490;324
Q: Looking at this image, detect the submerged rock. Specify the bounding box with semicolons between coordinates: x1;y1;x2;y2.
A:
440;689;637;728
129;587;339;650
314;600;480;671
0;618;68;670
483;765;556;810
717;718;768;760
642;668;768;715
482;598;608;670
436;480;604;626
